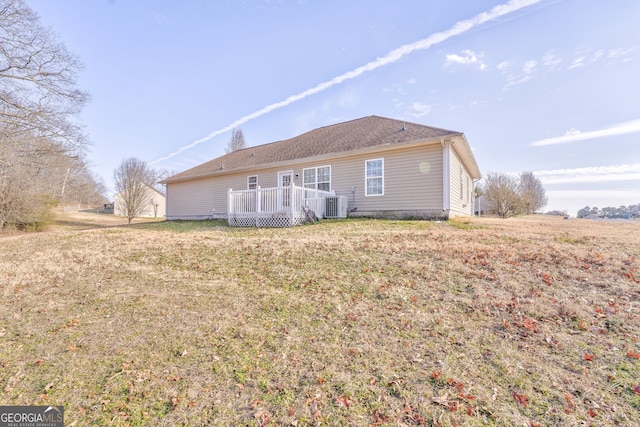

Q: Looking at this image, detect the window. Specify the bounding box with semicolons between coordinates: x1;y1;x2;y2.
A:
247;175;258;190
366;158;384;196
303;166;331;191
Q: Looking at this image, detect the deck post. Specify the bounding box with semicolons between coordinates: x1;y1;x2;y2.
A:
256;186;261;213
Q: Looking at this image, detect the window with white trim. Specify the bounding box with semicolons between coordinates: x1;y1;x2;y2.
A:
247;175;258;190
303;165;331;191
365;158;384;196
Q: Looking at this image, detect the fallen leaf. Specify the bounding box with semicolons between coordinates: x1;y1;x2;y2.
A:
513;392;528;407
626;350;640;359
371;408;391;425
563;393;576;414
584;353;594;361
335;394;351;408
431;393;450;407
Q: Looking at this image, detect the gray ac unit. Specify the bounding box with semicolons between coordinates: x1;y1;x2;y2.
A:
325;196;348;218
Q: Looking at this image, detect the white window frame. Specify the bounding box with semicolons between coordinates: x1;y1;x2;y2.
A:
365;158;384;196
303;165;331;191
247;175;258;190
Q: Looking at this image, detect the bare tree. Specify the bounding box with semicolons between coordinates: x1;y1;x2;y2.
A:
483;172;523;219
0;0;92;230
519;171;547;214
1;0;89;151
0;140;57;230
113;158;160;224
225;128;246;153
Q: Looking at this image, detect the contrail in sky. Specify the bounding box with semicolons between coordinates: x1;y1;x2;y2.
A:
151;0;542;165
530;119;640;146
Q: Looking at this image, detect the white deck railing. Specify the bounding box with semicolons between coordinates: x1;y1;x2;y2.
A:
228;185;332;227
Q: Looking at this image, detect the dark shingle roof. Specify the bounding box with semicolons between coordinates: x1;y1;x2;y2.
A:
164;115;462;183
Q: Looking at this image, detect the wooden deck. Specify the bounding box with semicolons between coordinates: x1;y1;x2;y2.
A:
227;185;332;227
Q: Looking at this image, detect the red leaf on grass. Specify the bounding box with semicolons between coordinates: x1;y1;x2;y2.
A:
563;393;576;414
513;392;528;407
633;384;640;394
626;350;640;359
335;395;351;408
584;353;594;361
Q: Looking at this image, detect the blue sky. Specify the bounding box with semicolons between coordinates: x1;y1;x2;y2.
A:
27;0;640;216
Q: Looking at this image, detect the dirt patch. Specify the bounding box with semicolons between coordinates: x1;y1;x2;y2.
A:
49;209;165;231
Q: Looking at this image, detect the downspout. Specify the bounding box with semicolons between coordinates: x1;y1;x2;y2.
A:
441;138;451;219
164;184;168;219
473;178;481;217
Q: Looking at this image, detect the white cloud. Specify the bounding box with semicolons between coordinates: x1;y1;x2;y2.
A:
405;78;417;84
530;119;640;146
568;48;612;70
567;57;585;70
607;46;638;59
503;58;538;89
497;60;513;71
445;49;487;70
542;51;562;68
535;163;640;184
151;0;543;165
410;102;432;117
523;60;537;74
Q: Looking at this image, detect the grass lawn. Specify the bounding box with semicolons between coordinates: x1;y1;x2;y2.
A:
1;214;639;426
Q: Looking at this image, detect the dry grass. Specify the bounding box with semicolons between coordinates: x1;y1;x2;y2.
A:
1;213;639;426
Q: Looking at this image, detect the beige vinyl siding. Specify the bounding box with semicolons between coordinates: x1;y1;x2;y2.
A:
448;147;473;217
166;173;245;219
269;143;443;213
291;143;443;213
166;141;446;219
166;167;294;218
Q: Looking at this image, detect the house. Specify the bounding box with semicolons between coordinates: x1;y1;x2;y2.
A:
162;116;481;225
114;184;166;218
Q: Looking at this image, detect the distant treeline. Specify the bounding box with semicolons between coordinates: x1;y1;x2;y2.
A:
577;204;640;219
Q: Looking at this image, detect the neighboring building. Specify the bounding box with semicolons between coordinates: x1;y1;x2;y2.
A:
114;184;166;218
163;116;481;222
474;195;487;216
